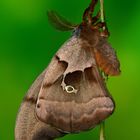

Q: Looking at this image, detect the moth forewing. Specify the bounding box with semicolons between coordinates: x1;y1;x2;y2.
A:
35;34;115;133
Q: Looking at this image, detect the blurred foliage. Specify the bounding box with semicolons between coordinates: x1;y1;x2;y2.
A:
0;0;140;140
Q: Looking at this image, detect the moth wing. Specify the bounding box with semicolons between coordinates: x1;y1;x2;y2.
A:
15;69;65;140
35;37;115;133
94;38;121;76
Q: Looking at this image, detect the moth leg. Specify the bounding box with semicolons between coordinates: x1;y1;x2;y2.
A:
92;21;110;37
94;21;105;28
91;21;105;30
83;0;98;24
92;11;101;24
100;22;110;37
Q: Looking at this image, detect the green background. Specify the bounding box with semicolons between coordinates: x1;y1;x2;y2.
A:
0;0;140;139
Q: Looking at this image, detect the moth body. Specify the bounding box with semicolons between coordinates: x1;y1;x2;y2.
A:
15;1;120;139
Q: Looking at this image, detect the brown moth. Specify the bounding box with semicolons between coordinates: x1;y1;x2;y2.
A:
15;0;120;139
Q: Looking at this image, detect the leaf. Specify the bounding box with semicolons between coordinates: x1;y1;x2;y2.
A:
47;10;78;31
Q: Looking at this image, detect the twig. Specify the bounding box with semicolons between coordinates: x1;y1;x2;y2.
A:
100;0;105;30
100;121;106;140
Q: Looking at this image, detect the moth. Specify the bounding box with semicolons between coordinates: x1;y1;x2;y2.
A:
15;0;120;140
